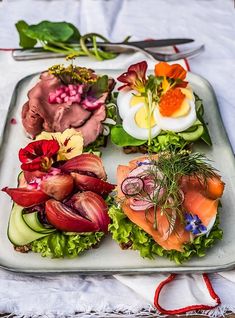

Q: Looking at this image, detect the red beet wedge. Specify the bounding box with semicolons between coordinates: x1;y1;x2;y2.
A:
68;191;110;232
71;172;115;196
40;174;74;201
45;199;98;232
61;153;107;180
2;187;49;207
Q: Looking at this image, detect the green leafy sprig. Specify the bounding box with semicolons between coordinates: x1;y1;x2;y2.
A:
15;20;129;61
139;75;163;146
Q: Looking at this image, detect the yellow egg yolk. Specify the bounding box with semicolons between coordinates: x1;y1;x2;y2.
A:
171;88;193;117
180;88;193;100
130;95;156;128
130;95;146;107
134;106;156;128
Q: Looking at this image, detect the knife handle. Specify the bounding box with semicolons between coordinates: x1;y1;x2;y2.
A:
12;49;66;61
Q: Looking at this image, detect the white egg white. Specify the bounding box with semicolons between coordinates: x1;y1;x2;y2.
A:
154;99;197;132
123;104;161;140
117;90;142;119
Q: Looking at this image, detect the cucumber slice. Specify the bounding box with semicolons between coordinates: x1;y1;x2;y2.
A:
8;204;50;246
178;125;204;141
23;212;55;234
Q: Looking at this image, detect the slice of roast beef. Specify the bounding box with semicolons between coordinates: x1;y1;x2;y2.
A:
21;72;107;145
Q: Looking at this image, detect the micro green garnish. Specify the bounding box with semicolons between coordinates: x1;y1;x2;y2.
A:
15;20;127;61
135;149;218;233
143;75;162;146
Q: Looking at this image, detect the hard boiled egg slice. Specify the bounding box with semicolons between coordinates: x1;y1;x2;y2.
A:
154;98;197;132
123;104;161;140
117;90;145;119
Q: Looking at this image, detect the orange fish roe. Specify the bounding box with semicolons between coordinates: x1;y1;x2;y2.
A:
159;88;185;116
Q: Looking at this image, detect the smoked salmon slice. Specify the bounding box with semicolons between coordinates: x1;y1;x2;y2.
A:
183;190;218;227
122;202;190;251
180;175;224;200
116;155;225;252
117;163;190;251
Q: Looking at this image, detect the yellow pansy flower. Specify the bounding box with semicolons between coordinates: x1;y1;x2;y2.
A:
36;128;83;161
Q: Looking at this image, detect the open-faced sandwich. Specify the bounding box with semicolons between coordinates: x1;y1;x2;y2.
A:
22;63;116;151
109;150;224;263
111;61;211;153
2;129;115;258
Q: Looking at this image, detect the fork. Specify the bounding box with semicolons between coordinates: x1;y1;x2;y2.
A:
142;44;205;61
91;42;205;61
104;43;205;61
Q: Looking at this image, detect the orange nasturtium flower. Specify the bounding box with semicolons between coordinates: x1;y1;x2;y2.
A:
154;62;187;80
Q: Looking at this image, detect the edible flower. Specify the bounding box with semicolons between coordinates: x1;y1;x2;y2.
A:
155;62;188;90
36;128;83;161
185;213;207;235
117;61;147;92
155;62;187;80
19;139;60;172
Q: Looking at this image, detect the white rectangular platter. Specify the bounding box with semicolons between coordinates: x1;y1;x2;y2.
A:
0;69;234;273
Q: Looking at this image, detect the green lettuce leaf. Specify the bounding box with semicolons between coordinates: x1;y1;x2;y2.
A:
108;205;223;264
148;131;186;152
111;125;146;147
31;231;104;258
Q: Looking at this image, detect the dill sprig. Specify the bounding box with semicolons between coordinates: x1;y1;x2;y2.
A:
141;149;218;234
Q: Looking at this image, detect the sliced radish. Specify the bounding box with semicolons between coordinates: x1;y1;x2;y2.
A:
121;177;144;196
128;165;152;178
129;197;153;211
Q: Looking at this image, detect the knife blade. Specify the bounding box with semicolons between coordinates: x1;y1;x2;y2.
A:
116;38;194;48
12;38;194;61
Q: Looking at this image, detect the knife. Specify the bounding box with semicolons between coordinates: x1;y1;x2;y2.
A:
12;38;194;61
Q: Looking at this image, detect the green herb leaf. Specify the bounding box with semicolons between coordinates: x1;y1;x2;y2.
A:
15;20;37;48
89;75;108;98
111;125;146;147
66;23;81;42
193;93;212;146
106;102;117;122
24;21;74;43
